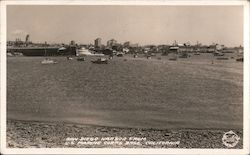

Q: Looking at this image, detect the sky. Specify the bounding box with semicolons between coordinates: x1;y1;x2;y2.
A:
7;5;243;46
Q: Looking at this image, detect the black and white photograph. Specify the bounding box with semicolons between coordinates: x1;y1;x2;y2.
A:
0;0;249;154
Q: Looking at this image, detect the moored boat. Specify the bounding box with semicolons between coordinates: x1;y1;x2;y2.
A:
91;58;108;64
41;58;57;64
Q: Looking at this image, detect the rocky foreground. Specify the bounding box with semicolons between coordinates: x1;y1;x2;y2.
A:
6;120;243;148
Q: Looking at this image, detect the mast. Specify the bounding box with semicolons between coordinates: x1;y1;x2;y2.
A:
45;41;47;57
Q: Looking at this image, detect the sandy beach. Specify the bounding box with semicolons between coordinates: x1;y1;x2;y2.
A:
7;120;243;148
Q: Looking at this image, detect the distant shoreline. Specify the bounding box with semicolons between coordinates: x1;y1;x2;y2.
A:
7;119;243;148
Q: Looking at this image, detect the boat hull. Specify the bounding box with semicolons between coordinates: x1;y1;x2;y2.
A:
91;59;108;64
7;47;76;56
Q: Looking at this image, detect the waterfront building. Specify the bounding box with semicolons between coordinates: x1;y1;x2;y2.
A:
107;39;117;48
94;38;102;48
123;41;130;47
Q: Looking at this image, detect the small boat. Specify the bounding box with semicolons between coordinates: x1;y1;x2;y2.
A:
169;58;177;61
150;53;156;57
41;42;57;64
7;53;14;57
179;53;188;58
236;57;243;62
91;58;108;64
194;52;200;55
214;51;224;56
67;56;73;60
117;52;124;57
109;55;113;59
41;58;57;64
77;57;85;61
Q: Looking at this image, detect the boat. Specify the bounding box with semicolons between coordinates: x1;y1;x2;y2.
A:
67;56;73;60
236;57;243;62
76;47;104;57
8;46;60;56
169;57;177;61
91;58;108;64
7;34;75;56
179;53;188;58
7;45;75;56
116;52;124;57
214;51;225;56
41;58;58;64
41;42;57;64
150;53;156;56
77;57;85;61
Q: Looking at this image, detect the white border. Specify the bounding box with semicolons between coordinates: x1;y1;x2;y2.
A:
243;1;250;153
0;1;7;155
1;0;249;154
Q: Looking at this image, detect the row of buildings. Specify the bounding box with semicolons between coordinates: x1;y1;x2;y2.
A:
94;38;138;49
7;35;243;56
93;37;243;55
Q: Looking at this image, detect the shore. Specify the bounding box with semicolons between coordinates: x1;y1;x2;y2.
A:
7;120;243;148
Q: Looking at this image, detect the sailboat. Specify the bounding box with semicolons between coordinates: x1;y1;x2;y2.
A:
41;42;57;64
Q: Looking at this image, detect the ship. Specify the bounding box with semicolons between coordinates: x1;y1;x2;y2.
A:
7;35;76;56
7;46;77;56
91;58;108;64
